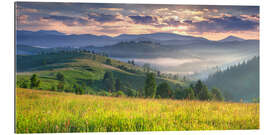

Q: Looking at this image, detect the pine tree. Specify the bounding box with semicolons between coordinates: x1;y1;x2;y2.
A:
115;78;121;91
156;82;172;98
144;73;157;98
30;74;40;88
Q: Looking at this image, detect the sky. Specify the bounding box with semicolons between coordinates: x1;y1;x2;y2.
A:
16;2;259;40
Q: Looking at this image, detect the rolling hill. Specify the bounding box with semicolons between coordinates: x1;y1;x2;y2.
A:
16;51;186;94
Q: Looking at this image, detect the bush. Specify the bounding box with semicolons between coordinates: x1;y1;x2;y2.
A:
50;85;56;91
126;88;137;97
17;79;29;88
97;90;111;96
115;91;126;97
87;90;96;95
56;72;65;81
211;88;224;101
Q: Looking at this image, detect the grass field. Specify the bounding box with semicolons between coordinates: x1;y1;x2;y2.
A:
16;88;259;133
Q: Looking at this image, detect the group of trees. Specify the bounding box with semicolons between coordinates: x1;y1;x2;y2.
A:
17;74;41;89
205;56;259;102
102;71;140;97
17;71;223;101
143;73;224;101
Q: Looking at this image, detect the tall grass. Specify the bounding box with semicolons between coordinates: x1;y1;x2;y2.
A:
16;88;259;133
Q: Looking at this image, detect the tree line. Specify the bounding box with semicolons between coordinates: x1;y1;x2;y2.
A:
17;71;224;101
143;73;224;101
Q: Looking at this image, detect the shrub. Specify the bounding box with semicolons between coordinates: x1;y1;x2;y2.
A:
115;91;126;97
126;88;137;97
56;72;65;81
97;90;111;96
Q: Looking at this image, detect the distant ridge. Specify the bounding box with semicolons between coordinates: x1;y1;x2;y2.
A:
16;30;209;47
219;35;245;42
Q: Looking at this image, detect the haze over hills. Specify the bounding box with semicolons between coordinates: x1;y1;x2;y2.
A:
16;30;259;78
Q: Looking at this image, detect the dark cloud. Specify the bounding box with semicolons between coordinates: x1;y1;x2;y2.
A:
129;15;158;24
43;15;88;26
88;13;122;23
187;15;259;33
163;18;182;26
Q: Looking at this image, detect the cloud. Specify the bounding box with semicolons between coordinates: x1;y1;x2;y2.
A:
187;15;259;33
22;8;39;13
240;14;259;21
129;15;158;24
88;13;122;23
99;8;123;11
17;15;29;25
16;6;39;13
42;15;88;26
162;18;182;27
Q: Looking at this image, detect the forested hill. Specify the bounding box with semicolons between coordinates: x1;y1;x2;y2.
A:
205;56;259;102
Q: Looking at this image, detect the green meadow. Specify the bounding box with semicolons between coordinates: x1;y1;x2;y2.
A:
16;88;259;133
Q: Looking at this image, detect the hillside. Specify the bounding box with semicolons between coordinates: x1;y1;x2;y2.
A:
16;51;186;93
205;56;259;102
16;88;259;133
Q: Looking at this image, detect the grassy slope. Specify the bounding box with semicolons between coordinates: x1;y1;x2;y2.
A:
16;88;259;133
16;52;186;92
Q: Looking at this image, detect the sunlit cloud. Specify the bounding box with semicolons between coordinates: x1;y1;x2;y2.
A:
99;8;123;11
16;2;259;40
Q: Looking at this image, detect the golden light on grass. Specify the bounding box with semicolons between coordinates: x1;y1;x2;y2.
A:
16;88;259;133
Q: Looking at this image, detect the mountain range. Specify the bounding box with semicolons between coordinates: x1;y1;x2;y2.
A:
16;30;251;48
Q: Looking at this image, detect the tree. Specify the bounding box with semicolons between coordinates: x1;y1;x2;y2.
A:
144;73;157;98
138;89;144;97
174;88;184;99
211;88;224;101
115;78;121;91
131;60;135;65
56;72;65;81
103;71;115;92
143;63;151;72
92;55;96;61
193;80;212;100
156;82;172;98
57;81;65;92
17;79;28;88
106;58;112;65
73;84;84;94
183;76;186;81
157;71;161;77
183;87;195;100
198;85;212;100
126;88;137;97
51;85;56;91
173;75;178;80
30;74;40;88
194;80;204;97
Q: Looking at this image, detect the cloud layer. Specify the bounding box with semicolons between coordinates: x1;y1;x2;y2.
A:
16;2;259;40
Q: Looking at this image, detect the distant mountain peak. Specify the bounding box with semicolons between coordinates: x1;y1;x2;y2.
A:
36;30;66;35
219;35;245;42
